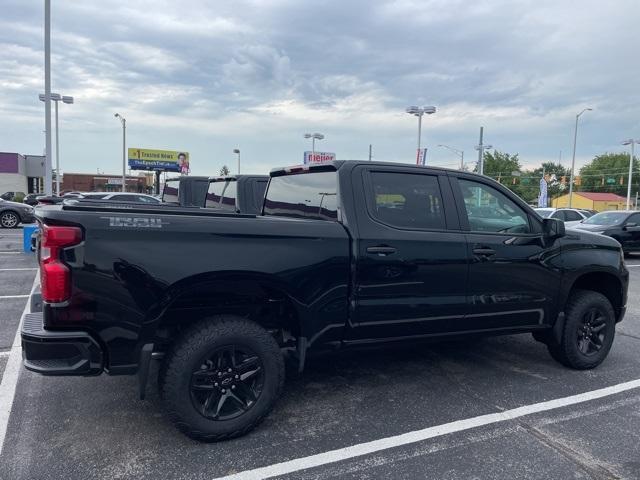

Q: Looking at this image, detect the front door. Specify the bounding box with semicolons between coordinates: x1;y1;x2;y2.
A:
451;176;562;329
348;166;469;342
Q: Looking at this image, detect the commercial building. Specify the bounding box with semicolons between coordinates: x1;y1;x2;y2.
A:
0;152;46;196
61;172;154;194
552;192;628;211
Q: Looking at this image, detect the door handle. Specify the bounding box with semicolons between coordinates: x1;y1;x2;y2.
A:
472;247;496;256
366;245;397;256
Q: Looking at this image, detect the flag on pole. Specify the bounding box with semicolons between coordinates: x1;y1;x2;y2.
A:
538;177;548;207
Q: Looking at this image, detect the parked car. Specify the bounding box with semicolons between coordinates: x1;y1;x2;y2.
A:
534;207;592;227
23;193;42;206
0;198;34;227
1;191;26;202
23;161;628;441
204;175;269;214
162;176;210;207
573;210;640;254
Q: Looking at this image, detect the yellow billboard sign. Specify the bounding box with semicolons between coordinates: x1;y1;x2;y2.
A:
128;148;189;173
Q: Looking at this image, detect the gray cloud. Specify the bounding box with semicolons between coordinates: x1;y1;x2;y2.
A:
1;0;639;175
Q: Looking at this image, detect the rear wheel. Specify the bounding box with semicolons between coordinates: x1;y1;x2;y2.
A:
160;316;284;441
0;211;19;228
547;290;615;369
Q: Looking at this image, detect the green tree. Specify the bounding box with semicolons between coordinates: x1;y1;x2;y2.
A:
219;165;230;176
476;150;527;197
578;152;639;197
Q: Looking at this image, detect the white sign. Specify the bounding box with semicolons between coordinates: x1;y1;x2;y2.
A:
416;148;427;166
304;151;336;164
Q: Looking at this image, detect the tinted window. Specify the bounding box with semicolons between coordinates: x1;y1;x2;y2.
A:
458;179;530;233
219;181;237;212
551;210;565;221
205;180;225;208
626;213;640;225
137;195;159;203
584;212;627;226
83;193;107;199
110;195;136;201
163;180;179;203
264;172;338;220
563;210;583;222
368;172;445;230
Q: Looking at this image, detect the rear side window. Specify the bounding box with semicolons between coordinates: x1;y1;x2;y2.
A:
368;172;445;230
264;172;338;220
163;180;179;203
205;181;225;208
563;210;583;222
219;181;237;212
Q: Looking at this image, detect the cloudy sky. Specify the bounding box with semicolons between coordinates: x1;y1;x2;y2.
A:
1;0;639;176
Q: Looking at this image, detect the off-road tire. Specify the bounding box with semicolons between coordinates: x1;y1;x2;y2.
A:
160;315;284;441
547;290;615;369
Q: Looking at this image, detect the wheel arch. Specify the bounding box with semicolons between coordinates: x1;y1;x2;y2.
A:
563;270;624;322
147;271;306;351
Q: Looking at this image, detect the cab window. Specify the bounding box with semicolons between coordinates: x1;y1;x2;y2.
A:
458;179;530;234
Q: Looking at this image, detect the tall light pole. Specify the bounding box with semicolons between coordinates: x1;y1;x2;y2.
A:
568;108;592;207
114;113;126;192
406;106;436;165
474;127;493;175
622;139;640;210
304;133;324;162
39;93;74;195
438;144;464;170
233;149;240;174
43;0;52;195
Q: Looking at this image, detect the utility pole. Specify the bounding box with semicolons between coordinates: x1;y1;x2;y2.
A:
568;108;592;208
474;127;492;175
368;144;372;161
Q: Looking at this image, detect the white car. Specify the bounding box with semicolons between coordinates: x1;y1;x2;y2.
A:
80;192;162;204
534;208;593;228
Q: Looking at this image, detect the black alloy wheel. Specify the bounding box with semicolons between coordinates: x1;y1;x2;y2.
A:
190;345;264;421
576;307;607;356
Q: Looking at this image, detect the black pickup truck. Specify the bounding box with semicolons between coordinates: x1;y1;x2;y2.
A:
23;161;628;441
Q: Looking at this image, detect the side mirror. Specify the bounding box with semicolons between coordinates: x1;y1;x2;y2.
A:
543;218;565;238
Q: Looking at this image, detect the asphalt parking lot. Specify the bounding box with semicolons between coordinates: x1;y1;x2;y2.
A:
1;227;640;479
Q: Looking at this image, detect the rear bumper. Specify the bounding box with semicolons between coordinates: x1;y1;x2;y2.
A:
21;312;103;376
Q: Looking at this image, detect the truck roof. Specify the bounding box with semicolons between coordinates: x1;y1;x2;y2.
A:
270;160;458;177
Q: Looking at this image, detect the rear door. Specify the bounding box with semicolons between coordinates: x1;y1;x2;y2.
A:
348;166;469;341
622;213;640;250
450;175;562;329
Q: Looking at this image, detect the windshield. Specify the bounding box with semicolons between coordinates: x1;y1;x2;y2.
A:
583;212;628;226
534;208;554;218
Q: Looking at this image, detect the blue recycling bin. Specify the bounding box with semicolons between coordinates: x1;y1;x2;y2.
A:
23;224;39;253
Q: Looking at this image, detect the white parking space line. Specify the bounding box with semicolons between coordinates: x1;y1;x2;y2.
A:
626;265;640;268
0;295;30;300
0;275;38;456
0;252;20;255
0;351;9;358
0;268;37;272
215;379;640;480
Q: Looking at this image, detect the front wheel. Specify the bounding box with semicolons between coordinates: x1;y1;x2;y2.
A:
547;290;616;369
0;211;19;228
160;316;285;441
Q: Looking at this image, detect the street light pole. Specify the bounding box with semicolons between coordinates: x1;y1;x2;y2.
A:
44;0;52;195
622;139;640;210
115;113;126;192
304;133;324;162
406;106;436;165
568;108;592;208
39;94;74;196
233;149;240;174
437;144;464;170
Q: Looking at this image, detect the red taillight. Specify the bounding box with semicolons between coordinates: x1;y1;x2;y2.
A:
40;225;82;303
